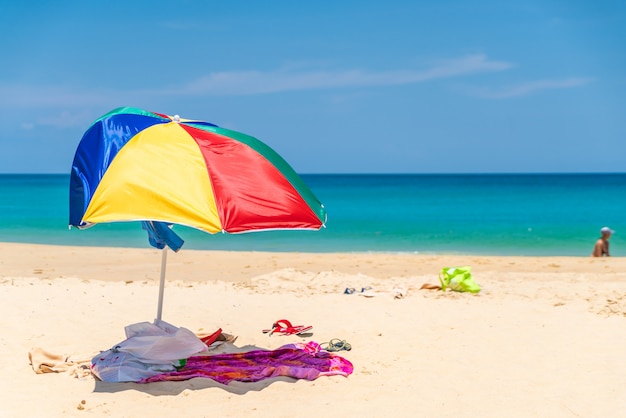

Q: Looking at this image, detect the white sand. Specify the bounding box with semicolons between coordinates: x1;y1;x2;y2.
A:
1;243;626;417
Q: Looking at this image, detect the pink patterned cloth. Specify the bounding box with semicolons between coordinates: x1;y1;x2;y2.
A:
140;341;353;384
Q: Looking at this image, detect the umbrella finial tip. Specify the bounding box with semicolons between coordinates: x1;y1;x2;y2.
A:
173;115;181;122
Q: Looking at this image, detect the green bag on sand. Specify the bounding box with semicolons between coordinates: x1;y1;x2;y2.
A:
439;266;481;293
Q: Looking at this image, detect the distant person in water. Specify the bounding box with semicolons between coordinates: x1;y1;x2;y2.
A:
592;226;614;257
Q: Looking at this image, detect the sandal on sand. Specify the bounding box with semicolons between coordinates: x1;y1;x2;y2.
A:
262;319;313;336
199;328;223;346
320;338;352;352
198;328;238;347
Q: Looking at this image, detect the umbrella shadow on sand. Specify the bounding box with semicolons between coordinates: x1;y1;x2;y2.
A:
93;375;298;396
92;343;301;396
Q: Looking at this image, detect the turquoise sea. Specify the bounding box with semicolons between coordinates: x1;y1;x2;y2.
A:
1;173;624;256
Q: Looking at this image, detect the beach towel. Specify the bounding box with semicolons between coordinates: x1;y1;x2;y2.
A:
140;341;354;384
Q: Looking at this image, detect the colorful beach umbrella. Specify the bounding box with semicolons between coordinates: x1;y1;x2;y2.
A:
69;107;326;320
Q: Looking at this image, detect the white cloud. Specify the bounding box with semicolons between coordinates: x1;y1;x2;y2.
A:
166;54;513;96
36;110;94;128
0;54;514;109
14;111;97;131
469;77;594;98
0;85;119;108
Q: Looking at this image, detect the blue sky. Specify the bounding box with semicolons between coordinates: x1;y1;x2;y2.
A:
1;0;624;174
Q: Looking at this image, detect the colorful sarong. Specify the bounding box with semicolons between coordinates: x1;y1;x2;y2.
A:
140;341;353;384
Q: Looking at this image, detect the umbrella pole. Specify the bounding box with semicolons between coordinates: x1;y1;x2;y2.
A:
156;247;168;322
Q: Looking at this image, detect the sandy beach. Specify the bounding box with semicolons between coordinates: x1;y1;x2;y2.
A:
2;242;626;417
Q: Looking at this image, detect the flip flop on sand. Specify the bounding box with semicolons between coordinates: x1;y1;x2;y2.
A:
198;328;238;347
320;338;352;352
262;319;313;336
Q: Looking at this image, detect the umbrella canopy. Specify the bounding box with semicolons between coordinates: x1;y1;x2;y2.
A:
70;107;326;234
69;106;327;320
